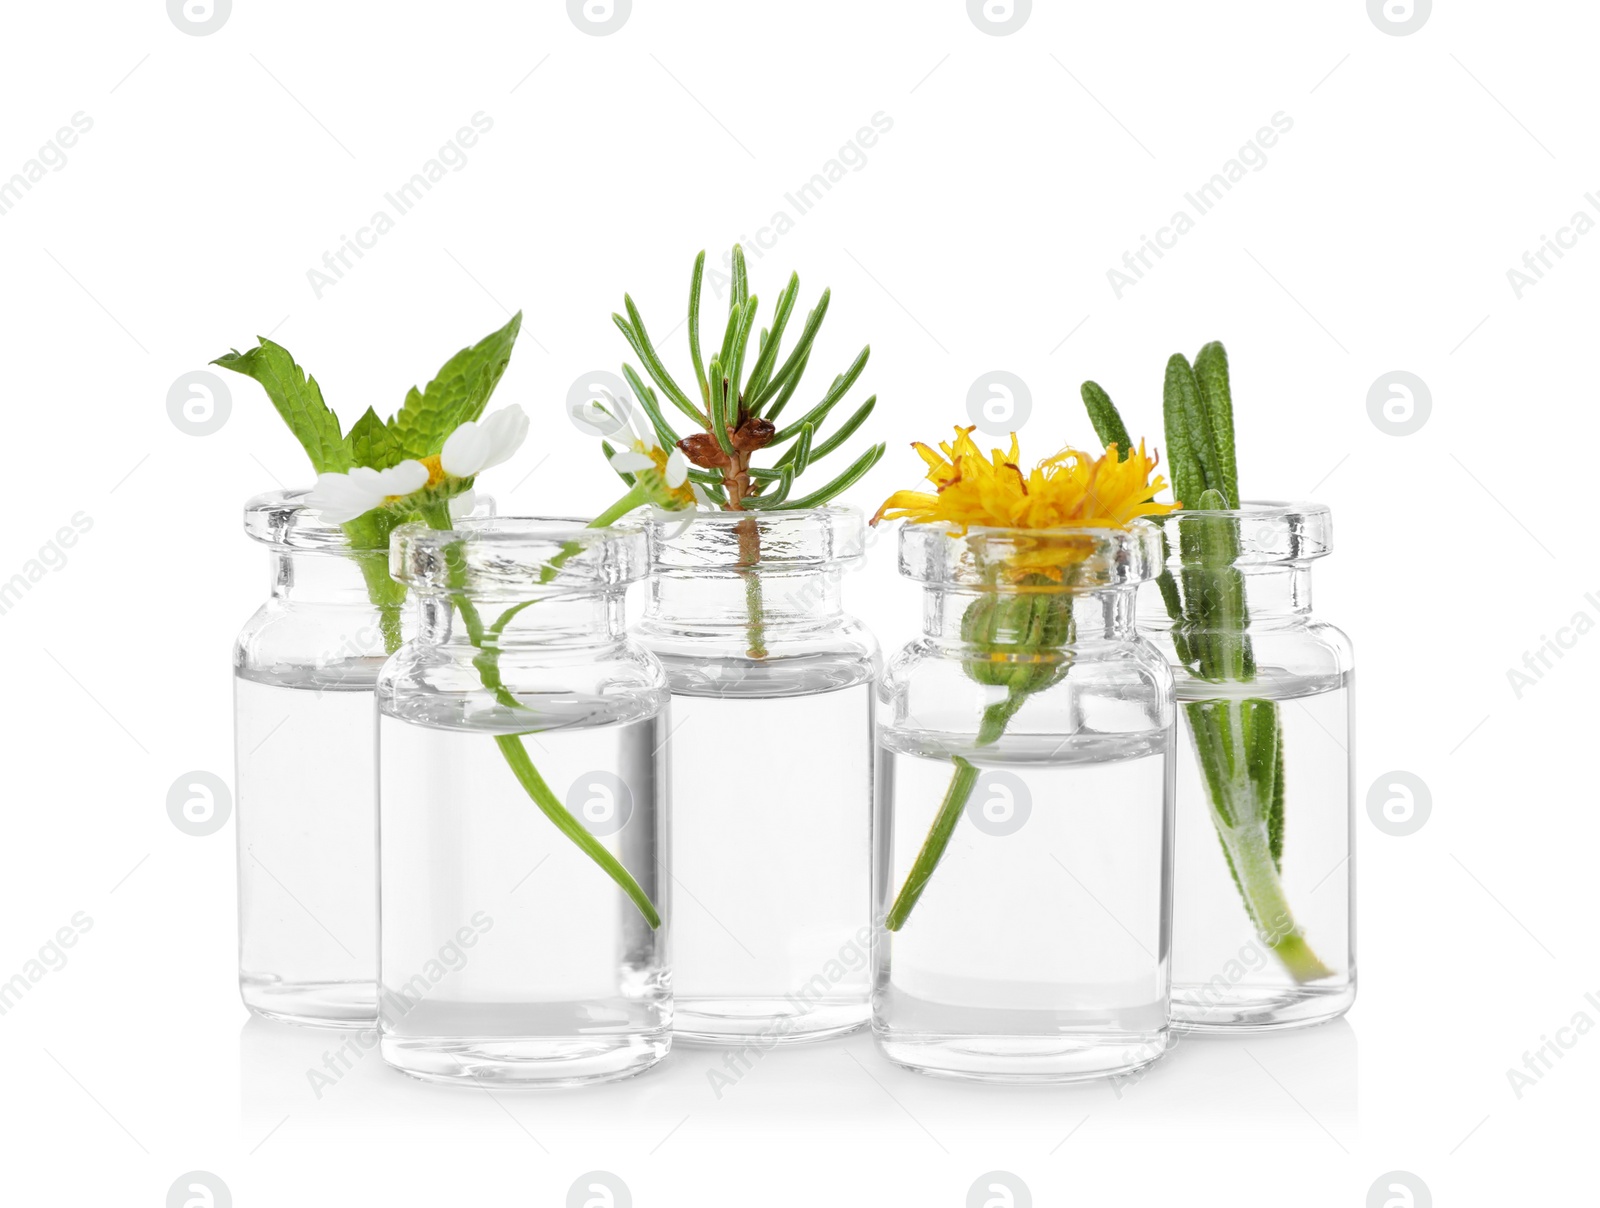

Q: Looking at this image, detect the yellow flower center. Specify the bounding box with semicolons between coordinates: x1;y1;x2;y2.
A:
420;454;447;488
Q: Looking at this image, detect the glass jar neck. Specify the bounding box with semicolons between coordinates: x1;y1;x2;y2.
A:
1141;563;1314;631
270;549;385;607
645;566;845;634
925;583;1142;644
418;588;628;650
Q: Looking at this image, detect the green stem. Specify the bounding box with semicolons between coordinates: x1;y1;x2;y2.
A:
418;498;662;928
734;513;767;659
590;482;649;529
493;734;661;928
884;756;980;931
1185;697;1331;982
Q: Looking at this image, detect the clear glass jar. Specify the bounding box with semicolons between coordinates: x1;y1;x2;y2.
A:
234;489;402;1027
1141;503;1354;1031
377;518;671;1085
634;508;879;1044
875;522;1175;1082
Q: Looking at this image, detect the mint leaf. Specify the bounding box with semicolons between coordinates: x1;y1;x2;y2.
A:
392;312;522;458
345;406;406;469
213;339;350;474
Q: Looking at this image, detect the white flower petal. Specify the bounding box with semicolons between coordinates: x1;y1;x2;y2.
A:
664;448;689;489
475;405;528;472
305;471;383;523
440;421;491;477
609;451;654;473
690;483;714;509
380;460;430;494
448;488;477;519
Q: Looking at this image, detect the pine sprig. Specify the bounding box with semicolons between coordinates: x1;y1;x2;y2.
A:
610;246;884;512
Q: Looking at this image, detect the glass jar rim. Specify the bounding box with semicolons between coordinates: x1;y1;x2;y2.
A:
1155;500;1332;563
243;488;497;553
898;519;1163;589
646;505;867;572
391;516;650;595
243;488;368;552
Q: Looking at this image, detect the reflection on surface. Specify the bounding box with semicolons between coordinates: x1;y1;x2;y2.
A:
241;1015;1357;1154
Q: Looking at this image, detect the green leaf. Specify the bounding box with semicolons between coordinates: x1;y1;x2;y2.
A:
344;406;406;469
391;312;522;458
688;251;709;405
743;273;799;403
1162;353;1205;509
1194;341;1238;508
213;339;350;474
751;288;831;411
1079;380;1133;461
775;442;884;510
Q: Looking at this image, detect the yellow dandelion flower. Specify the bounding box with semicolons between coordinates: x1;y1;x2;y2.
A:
871;426;1178;578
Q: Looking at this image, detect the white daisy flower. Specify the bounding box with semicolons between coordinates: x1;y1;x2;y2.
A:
303;405;529;525
306;461;429;524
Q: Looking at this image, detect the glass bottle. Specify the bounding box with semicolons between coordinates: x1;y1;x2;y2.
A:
1141;503;1354;1031
634;508;879;1044
377;518;670;1085
234;489;397;1027
874;521;1175;1082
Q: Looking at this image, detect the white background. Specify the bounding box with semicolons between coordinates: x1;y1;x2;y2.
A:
1;0;1594;1204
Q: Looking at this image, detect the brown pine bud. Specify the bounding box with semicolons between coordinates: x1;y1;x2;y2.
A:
732;417;776;452
678;432;731;469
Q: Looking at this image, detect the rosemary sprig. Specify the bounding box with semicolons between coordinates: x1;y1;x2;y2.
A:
1079;344;1332;982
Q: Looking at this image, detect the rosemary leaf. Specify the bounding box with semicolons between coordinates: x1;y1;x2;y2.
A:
1080;380;1133;460
1194;341;1238;508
